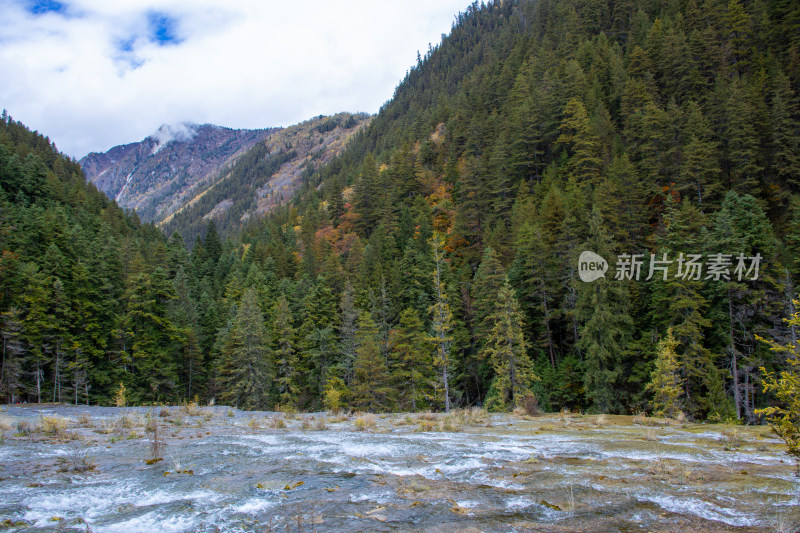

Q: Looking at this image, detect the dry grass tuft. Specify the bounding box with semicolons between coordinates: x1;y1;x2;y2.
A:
720;429;745;450
269;417;287;429
644;428;659;442
354;414;377;431
57;452;97;473
16;420;31;436
182;400;203;417
0;414;13;431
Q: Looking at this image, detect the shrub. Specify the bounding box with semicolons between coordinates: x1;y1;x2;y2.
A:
57;453;97;473
522;394;542;416
182;400;202;417
113;382;127;408
323;376;348;414
16;420;31;436
41;416;68;436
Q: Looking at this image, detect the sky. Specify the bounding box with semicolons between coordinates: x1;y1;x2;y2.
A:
0;0;469;158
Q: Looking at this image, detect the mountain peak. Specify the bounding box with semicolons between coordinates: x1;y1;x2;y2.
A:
148;122;202;153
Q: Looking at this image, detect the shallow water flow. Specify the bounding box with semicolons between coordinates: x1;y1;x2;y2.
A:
0;406;797;532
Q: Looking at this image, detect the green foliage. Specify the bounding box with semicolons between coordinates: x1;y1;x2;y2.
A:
390;308;435;411
645;329;683;419
217;288;270;410
756;304;800;461
2;0;799;421
482;280;538;411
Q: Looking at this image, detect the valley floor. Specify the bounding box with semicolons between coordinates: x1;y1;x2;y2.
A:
0;405;798;532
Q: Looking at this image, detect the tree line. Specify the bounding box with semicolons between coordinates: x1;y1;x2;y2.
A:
2;0;800;423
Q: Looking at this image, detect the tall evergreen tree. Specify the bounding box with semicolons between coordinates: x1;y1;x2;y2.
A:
577;208;633;414
646;328;684;418
482;280;537;411
390;307;434;411
217;288;270;410
428;231;454;412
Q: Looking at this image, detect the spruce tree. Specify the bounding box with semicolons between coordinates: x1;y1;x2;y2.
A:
428;231;454;412
646;328;683;418
351;312;393;411
217;288;270;410
557;98;603;184
390;307;434;411
577;208;633;414
482;280;537;411
272;294;299;408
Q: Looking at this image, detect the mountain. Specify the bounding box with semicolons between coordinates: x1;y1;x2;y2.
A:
160;112;371;243
80;123;277;224
230;0;800;418
80;113;371;243
4;0;800;422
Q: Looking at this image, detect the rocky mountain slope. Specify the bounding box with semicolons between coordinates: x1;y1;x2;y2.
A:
80;123;277;223
80;113;370;241
158;113;371;242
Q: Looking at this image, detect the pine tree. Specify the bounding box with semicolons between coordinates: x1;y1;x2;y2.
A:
351;312;393;411
0;307;24;403
704;191;779;421
482;280;538;411
390;307;434;411
123;268;180;402
467;246;506;400
557;98;603;184
756;302;800;461
428;231;454;412
725;79;763;194
650;197;715;417
338;281;358;385
680;102;722;205
217;288;270;410
770;72;800;193
272;294;299;408
646;328;683;418
577;208;633;414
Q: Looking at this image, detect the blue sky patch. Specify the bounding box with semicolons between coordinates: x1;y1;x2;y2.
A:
147;11;182;46
27;0;66;15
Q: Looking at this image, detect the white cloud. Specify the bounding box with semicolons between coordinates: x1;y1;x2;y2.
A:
0;0;468;158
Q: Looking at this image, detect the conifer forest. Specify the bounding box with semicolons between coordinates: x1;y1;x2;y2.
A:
3;0;800;431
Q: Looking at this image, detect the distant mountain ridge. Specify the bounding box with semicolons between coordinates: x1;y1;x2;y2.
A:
80;123;277;223
80;113;371;242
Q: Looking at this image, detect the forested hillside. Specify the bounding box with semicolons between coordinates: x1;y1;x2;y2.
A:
0;112;172;405
3;0;800;422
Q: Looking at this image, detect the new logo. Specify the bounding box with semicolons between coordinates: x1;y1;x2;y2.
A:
578;251;608;282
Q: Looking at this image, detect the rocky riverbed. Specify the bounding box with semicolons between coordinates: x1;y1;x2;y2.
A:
0;405;797;532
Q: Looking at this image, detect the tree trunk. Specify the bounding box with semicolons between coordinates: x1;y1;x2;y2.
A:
728;289;741;420
542;293;556;368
